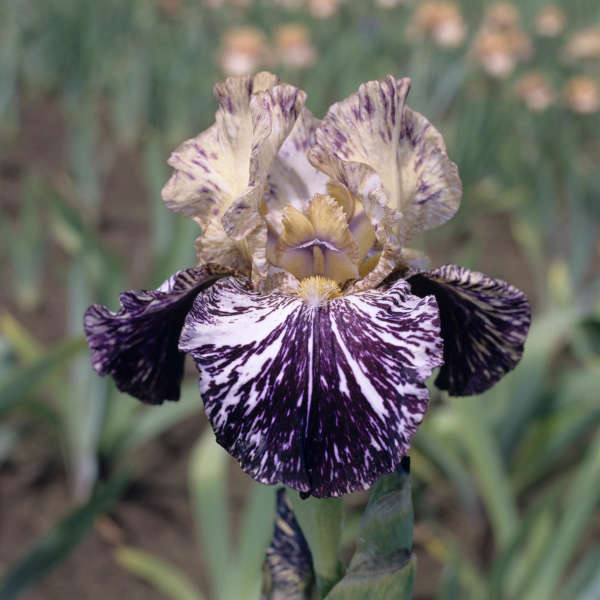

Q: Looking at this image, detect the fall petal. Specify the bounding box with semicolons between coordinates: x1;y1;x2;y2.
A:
264;489;314;599
83;266;225;404
408;264;531;396
179;277;443;497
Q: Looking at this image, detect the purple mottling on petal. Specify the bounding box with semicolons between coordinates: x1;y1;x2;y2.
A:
409;264;531;396
265;489;314;594
84;265;227;404
179;277;443;497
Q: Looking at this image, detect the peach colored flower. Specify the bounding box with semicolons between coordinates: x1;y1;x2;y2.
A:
515;72;554;111
534;5;566;38
219;27;270;76
275;24;317;69
564;76;600;114
563;27;600;62
406;1;467;48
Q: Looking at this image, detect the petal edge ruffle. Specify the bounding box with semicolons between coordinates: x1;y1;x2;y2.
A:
408;264;531;396
84;266;226;404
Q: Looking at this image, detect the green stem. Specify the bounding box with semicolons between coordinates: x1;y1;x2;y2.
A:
288;491;344;598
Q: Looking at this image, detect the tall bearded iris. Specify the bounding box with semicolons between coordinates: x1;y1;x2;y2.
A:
84;73;530;498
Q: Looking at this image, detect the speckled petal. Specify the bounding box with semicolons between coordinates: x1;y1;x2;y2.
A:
162;73;305;233
222;84;307;240
263;107;329;236
83;266;226;404
195;219;251;276
179;277;443;497
264;489;314;599
408;264;531;396
310;75;461;242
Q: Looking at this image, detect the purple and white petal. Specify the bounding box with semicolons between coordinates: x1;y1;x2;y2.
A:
310;75;462;242
265;489;314;598
408;264;531;396
179;277;443;497
83;266;226;404
162;72;305;237
263;107;329;235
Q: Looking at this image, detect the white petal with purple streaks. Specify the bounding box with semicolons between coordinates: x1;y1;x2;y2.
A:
179;277;443;497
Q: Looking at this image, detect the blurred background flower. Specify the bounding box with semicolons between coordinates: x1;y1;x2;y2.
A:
471;3;532;77
1;1;600;599
534;5;567;38
406;1;467;48
275;23;317;69
514;71;555;111
563;75;600;114
563;26;600;61
219;26;271;75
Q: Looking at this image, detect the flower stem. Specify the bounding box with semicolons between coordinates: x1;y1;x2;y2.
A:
288;491;344;598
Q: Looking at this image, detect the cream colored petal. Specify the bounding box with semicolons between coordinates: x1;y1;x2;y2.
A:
222;83;308;240
349;244;405;293
308;194;357;257
311;75;462;242
195;219;251;276
262;108;329;236
348;209;377;263
162;72;305;233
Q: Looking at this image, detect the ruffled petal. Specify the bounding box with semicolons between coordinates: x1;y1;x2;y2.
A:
195;219;251;276
162;73;305;233
274;195;360;284
262;107;329;235
222;83;307;240
179;276;443;497
310;75;461;242
83;266;226;404
408;264;531;396
264;489;314;599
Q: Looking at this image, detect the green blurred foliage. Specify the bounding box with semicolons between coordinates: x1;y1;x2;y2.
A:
1;0;599;598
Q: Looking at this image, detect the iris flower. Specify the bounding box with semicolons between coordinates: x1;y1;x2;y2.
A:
84;73;530;498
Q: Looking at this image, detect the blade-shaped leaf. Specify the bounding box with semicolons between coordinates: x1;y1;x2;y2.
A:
326;460;415;600
0;473;129;600
0;336;86;419
115;546;204;600
189;428;231;598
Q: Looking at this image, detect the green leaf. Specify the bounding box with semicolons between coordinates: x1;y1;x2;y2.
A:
0;336;86;419
188;428;231;599
558;541;600;600
109;382;202;457
326;464;415;600
114;546;204;600
523;430;600;600
452;397;518;550
0;473;129;600
233;483;276;599
488;498;555;600
288;492;344;598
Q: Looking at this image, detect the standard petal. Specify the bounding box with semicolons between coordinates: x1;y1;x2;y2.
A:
179;277;443;497
263;489;314;599
262;107;329;235
83;266;226;404
311;75;461;241
408;264;531;396
162;72;305;231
